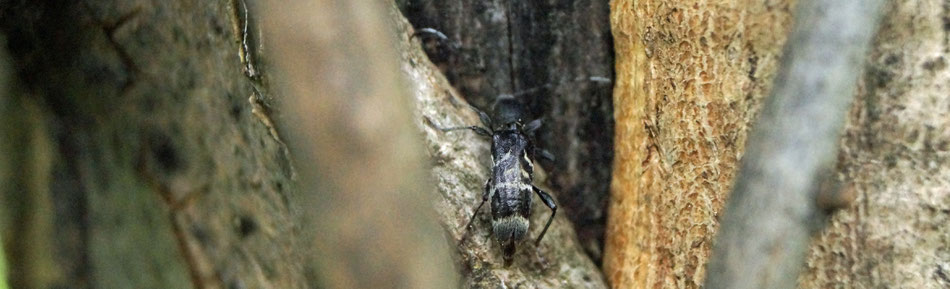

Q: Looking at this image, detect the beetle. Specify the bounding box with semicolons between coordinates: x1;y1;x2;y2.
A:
436;97;558;266
414;27;561;264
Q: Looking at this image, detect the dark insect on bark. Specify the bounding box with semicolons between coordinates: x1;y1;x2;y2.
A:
415;27;559;266
435;98;558;266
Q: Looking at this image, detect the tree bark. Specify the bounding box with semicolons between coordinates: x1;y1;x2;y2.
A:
799;1;950;288
603;1;796;288
0;0;458;288
607;1;950;289
0;1;305;288
399;0;615;261
394;2;609;287
704;0;887;288
262;0;457;288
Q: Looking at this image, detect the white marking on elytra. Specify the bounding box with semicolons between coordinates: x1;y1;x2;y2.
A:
494;183;533;190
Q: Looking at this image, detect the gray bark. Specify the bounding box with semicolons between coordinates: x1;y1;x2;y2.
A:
704;1;887;288
799;0;950;287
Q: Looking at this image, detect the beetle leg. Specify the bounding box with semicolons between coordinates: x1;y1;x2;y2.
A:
524;118;542;135
534;148;555;162
532;185;557;245
441;125;492;137
464;179;492;231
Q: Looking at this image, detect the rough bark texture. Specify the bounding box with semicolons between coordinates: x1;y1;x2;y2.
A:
603;1;796;288
394;3;609;288
399;0;615;260
262;0;457;288
799;1;950;288
705;0;887;288
0;1;309;288
607;1;950;289
0;0;462;288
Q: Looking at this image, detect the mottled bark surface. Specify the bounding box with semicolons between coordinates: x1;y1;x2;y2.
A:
399;0;615;260
603;1;796;288
393;2;609;288
800;1;950;288
607;1;950;289
705;0;887;288
0;1;306;288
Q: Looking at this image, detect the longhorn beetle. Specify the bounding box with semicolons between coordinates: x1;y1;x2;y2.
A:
415;27;576;265
435;98;558;266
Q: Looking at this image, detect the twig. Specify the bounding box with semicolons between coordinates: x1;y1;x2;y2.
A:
704;1;887;289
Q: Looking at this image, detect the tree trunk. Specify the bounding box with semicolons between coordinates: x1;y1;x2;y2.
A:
1;1;301;287
606;1;950;289
0;0;455;288
399;0;615;261
603;1;795;288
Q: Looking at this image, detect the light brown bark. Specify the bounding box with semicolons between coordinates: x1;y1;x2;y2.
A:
603;1;796;288
607;1;949;289
263;0;457;288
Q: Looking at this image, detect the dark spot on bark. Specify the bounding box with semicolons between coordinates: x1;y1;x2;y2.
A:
228;279;246;289
237;215;258;238
935;265;950;284
230;102;242;120
884;54;900;66
275;181;284;191
867;66;894;89
937;140;950;152
210;18;225;36
906;128;920;143
885;154;897;168
191;224;212;246
922;56;946;72
150;132;181;172
747;55;759;82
